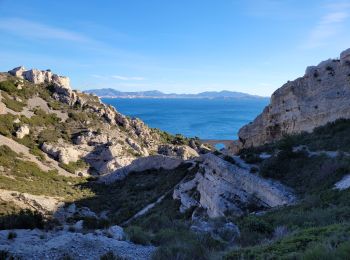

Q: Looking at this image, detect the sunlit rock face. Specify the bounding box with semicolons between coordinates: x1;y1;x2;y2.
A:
237;48;350;149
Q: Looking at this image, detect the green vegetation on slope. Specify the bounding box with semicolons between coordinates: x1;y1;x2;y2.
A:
0;145;92;201
224;119;350;258
76;163;195;225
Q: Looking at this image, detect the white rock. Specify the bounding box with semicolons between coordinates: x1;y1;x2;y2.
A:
334;174;350;190
16;125;30;139
107;225;125;240
73;220;84;231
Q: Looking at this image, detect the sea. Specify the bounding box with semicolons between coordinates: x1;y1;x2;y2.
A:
102;98;269;140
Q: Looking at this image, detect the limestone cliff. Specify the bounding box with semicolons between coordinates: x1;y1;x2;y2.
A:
237;48;350;149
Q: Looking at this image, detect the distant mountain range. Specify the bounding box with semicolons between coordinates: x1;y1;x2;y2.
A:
84;88;268;99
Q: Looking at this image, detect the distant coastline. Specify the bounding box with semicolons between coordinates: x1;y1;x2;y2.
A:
84;88;269;100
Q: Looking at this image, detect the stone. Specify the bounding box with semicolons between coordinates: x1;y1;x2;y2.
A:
236;48;350;150
8;66;26;78
158;144;199;160
73;220;84;231
107;225;125;240
174;153;295;218
15;125;30;139
340;48;350;65
100;155;183;183
41;142;82;165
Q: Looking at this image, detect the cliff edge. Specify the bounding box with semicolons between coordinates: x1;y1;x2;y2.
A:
236;48;350;150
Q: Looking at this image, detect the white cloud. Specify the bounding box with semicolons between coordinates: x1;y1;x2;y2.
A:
112;75;145;81
0;18;93;43
91;74;145;81
303;3;350;49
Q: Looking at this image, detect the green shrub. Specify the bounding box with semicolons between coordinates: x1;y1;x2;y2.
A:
125;226;152;245
82;217;110;230
59;160;88;174
223;155;236;164
2;93;25;112
7;231;17;240
0;250;12;260
0;209;44;230
0;114;17;136
100;251;126;260
0;80;17;93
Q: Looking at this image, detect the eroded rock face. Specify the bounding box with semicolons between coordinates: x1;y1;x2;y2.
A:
41;141;82;165
237;48;350;149
8;66;76;105
173;154;295;218
158;144;199;160
100;155;183;183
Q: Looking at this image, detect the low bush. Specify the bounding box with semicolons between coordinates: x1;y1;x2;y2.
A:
0;80;17;93
125;226;152;245
59;160;88;174
0;209;44;230
2;93;25;112
82;217;110;230
7;231;17;240
100;251;126;260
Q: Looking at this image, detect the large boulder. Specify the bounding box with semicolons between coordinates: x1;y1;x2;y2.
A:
41;142;82;165
174;153;295;218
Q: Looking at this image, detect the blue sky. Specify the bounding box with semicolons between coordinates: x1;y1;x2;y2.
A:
0;0;350;96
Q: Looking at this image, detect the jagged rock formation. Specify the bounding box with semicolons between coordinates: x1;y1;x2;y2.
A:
173;154;295;217
237;48;350;149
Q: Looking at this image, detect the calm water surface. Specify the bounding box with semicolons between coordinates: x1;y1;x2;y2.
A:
102;98;268;140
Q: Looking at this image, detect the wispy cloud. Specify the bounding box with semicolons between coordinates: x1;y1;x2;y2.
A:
112;75;145;81
92;74;145;81
0;18;93;43
303;2;350;49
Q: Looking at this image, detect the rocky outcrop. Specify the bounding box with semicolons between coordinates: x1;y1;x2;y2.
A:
158;144;199;160
0;189;63;216
41;141;82;165
237;48;350;149
15;125;30;139
100;155;183;183
8;66;76;105
174;153;295;217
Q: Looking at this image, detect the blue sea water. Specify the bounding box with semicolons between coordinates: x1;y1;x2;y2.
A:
102;98;268;140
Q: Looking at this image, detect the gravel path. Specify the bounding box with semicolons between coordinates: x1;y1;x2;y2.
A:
0;229;155;260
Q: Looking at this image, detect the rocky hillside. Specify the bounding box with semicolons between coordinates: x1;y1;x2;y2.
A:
1;64;350;259
236;48;350;150
0;66;200;176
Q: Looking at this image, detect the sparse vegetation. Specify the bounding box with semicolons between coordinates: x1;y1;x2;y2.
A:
59;160;88;174
0;145;92;201
0;209;44;230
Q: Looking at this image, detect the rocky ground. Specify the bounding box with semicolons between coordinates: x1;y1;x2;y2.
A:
0;228;154;260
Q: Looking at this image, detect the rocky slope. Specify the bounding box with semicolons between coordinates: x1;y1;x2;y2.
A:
236;48;350;150
1;66;199;176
